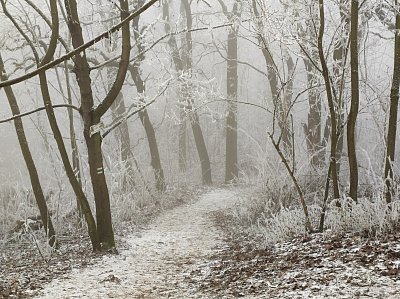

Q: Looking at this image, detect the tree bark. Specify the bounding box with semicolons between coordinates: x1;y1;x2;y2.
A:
384;0;400;203
318;0;340;199
131;14;167;191
252;0;292;152
332;0;350;173
348;0;360;201
225;28;239;183
65;0;113;248
110;93;136;190
181;0;212;185
38;0;100;249
128;63;167;192
0;53;56;246
65;0;131;250
303;58;324;166
162;0;212;184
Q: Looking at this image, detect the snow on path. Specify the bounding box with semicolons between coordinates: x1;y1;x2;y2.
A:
35;188;238;299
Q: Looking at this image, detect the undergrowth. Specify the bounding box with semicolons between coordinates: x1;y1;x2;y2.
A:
0;164;200;255
232;153;400;246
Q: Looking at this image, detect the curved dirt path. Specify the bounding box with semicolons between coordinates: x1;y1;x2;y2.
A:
35;188;237;299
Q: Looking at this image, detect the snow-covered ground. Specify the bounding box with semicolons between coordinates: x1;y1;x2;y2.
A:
34;188;238;299
31;188;400;298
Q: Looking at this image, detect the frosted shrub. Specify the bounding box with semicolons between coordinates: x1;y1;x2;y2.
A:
252;196;400;244
325;196;400;236
256;204;321;244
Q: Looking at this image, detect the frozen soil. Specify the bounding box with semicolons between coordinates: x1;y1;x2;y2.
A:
33;188;239;299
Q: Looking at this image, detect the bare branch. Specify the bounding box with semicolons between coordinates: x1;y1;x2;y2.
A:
0;104;80;124
0;0;158;89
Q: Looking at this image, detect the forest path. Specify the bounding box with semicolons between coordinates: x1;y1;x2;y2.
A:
35;188;238;299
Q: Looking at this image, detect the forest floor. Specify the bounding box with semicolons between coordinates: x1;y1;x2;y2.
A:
1;188;400;298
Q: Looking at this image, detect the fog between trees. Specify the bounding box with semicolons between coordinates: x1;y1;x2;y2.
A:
0;0;399;250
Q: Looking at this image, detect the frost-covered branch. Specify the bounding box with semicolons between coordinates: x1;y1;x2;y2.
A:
0;0;158;89
0;104;80;124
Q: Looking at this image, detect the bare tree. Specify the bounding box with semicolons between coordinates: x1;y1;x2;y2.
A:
22;0;84;220
1;0;100;249
162;0;212;184
332;0;350;173
317;0;341;199
217;0;242;183
130;12;167;191
385;0;400;203
64;0;132;250
0;53;56;246
348;0;360;201
252;0;294;153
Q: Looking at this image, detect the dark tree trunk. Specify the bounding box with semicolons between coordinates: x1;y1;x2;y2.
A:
63;62;83;219
84;129;115;248
385;1;400;203
130;11;166;192
18;0;101;250
38;1;100;250
0;54;56;247
64;0;132;250
318;0;340;199
1;0;100;249
190;112;213;184
129;63;166;192
348;0;360;201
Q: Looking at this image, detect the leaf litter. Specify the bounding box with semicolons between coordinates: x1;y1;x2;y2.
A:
2;188;400;298
187;210;400;298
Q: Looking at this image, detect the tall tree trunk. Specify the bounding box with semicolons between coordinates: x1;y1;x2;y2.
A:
65;0;131;250
0;53;56;246
111;92;136;190
162;0;212;184
303;58;324;166
129;64;167;192
131;15;166;192
318;0;340;199
39;0;100;250
190;112;213;184
162;0;187;172
181;0;212;185
63;62;83;219
225;28;239;183
385;0;400;203
333;0;350;173
1;0;100;249
348;0;360;201
65;1;115;249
